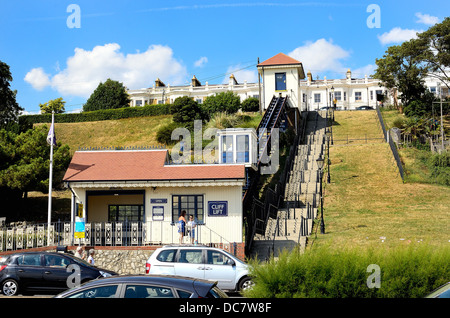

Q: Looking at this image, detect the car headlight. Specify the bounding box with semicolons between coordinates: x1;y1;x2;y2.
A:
99;271;112;277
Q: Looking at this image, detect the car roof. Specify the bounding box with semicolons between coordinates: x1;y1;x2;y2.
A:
77;274;216;288
59;274;217;297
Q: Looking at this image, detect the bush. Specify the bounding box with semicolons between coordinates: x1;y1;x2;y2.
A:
19;104;171;127
171;96;204;125
156;121;184;145
244;244;449;298
201;91;240;120
241;97;260;112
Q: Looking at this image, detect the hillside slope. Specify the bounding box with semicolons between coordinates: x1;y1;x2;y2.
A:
314;111;449;248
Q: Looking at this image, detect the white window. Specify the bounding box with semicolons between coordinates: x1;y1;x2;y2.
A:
334;91;342;101
355;92;362;101
314;93;321;103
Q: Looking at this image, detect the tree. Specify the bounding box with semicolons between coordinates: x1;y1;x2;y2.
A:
373;39;428;109
0;60;23;128
83;78;131;111
39;97;66;114
417;17;450;89
171;96;204;125
0;125;71;196
201;91;240;120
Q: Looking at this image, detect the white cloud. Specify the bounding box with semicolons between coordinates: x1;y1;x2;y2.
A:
222;64;258;84
415;12;439;25
24;67;51;91
352;64;377;78
25;43;187;97
194;56;208;68
288;38;350;74
377;27;423;45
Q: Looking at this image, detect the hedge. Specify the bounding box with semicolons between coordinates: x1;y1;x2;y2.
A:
19;104;172;126
244;243;449;298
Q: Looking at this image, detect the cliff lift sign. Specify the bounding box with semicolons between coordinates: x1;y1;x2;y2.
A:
208;201;228;217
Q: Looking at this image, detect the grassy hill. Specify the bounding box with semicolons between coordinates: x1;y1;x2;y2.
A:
312;110;450;249
29;110;449;250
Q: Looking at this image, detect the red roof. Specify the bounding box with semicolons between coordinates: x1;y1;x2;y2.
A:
258;53;301;67
63;150;245;182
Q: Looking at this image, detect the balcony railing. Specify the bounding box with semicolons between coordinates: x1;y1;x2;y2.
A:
0;221;232;252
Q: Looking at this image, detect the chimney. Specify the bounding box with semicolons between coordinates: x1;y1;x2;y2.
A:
191;75;201;87
155;78;165;87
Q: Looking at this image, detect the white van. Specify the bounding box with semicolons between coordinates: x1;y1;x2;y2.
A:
145;245;252;292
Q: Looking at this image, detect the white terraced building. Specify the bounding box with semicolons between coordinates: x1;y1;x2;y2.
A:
126;52;446;111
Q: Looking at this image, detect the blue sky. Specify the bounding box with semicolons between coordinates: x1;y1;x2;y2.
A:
0;0;447;114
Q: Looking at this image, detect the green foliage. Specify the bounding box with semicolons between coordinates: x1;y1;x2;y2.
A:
0;60;23;128
156;121;184;145
171;96;204;125
83;78;131;111
19;104;171;127
39;97;66;114
426;152;450;185
241;97;260;112
245;244;449;298
0;126;71;194
201;91;240;120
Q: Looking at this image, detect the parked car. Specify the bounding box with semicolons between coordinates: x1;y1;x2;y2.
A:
145;245;252;292
54;274;228;298
356;106;374;110
0;251;117;296
425;282;450;298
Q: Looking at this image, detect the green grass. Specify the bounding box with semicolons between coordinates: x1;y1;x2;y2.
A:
245;244;449;298
311;111;450;249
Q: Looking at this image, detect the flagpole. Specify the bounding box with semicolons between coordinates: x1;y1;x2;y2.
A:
47;111;55;246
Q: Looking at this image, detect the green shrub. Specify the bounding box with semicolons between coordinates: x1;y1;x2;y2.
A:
19;104;171;126
244;244;449;298
241;97;260;112
201;91;240;120
156;121;185;145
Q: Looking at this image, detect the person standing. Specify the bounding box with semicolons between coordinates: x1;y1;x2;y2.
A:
87;249;95;265
187;214;197;244
74;245;86;260
178;210;187;244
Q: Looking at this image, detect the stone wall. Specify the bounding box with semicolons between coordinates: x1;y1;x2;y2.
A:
73;246;158;275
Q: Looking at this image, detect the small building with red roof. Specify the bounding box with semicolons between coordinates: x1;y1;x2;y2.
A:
257;53;306;110
63;148;248;245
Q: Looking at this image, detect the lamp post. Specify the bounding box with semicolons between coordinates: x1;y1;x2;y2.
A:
317;157;325;234
326;132;331;183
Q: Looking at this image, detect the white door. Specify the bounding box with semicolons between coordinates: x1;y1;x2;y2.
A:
204;250;237;290
173;249;205;280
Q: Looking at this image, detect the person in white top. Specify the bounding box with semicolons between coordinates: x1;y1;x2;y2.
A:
87;249;95;265
187;214;197;244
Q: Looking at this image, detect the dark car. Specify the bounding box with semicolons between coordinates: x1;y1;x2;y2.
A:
356;106;374;110
54;275;229;298
0;251;117;296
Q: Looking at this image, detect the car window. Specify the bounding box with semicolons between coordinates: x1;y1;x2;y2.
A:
17;254;41;266
44;255;70;267
176;289;193;298
178;250;203;264
156;249;177;262
67;285;119;298
124;285;175;298
207;250;233;265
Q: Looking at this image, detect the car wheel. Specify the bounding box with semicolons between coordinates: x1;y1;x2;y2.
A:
238;277;253;292
2;279;19;296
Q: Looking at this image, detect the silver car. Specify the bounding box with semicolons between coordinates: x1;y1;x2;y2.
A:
145;245;252;292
